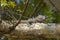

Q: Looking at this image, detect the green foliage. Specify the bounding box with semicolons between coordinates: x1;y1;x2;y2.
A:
1;0;60;22
52;11;60;23
1;0;60;40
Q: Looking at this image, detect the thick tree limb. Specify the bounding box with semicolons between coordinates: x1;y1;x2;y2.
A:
0;22;60;38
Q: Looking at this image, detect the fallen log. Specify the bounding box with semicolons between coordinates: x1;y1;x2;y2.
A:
0;21;60;38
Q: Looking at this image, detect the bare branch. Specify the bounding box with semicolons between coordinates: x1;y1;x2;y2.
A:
48;0;59;12
8;0;30;33
28;0;43;18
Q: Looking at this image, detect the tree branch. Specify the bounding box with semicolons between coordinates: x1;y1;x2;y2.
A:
28;0;43;18
0;23;60;38
48;0;59;12
8;0;30;34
